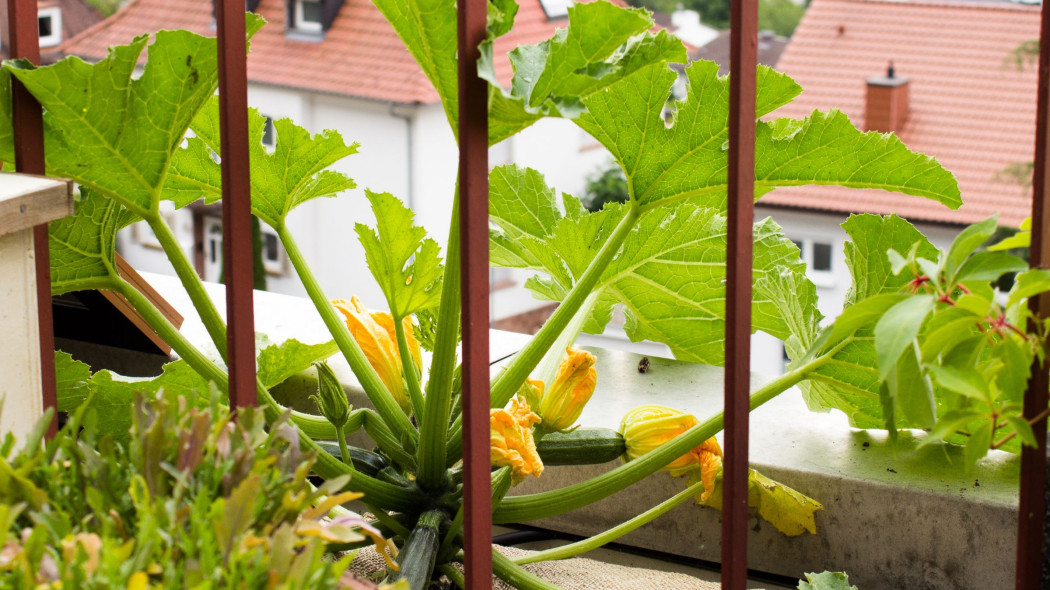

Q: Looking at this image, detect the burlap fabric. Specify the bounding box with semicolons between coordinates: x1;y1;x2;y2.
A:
349;545;722;589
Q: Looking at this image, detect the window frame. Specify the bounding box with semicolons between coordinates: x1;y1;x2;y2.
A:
294;0;324;33
37;6;62;48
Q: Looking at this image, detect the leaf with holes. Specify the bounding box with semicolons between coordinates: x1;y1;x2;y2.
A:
4;17;263;215
577;59;960;212
176;98;359;228
481;1;687;145
55;356;210;440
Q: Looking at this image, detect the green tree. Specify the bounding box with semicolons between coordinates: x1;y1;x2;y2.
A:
581;164;629;212
84;0;123;16
628;0;805;36
759;0;806;37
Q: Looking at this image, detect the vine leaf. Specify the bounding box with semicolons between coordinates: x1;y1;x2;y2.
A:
798;571;858;590
162;136;224;208
48;188;136;295
0;69;14;165
3;17;263;214
176;98;359;228
489;165;814;364
257;339;340;390
795;215;939;428
356;191;444;319
55;352;209;440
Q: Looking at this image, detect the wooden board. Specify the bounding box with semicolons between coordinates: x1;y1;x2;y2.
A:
98;255;185;356
0;174;73;237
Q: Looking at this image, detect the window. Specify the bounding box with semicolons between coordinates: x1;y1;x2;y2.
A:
539;0;572;18
132;202;177;250
202;216;286;280
295;0;323;32
204;217;223;282
812;242;832;272
260;225;285;275
261;115;276;149
791;237;836;286
37;7;62;48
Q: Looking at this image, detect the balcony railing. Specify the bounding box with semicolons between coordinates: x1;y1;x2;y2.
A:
6;0;1050;587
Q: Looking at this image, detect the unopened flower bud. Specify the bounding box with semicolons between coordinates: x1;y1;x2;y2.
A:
536;348;597;433
311;361;350;430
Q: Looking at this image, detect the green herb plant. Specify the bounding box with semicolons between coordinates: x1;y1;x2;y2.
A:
0;389;401;588
1;0;1047;588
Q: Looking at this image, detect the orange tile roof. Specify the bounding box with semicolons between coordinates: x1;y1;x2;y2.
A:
762;0;1040;227
61;0;628;105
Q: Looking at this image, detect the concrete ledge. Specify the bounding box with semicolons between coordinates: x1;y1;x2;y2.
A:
512;351;1018;590
133;273;1020;589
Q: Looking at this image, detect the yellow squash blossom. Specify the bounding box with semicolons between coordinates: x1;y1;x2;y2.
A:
533;348;597;433
332;297;414;413
373;313;422;378
620;404;722;482
490;397;543;484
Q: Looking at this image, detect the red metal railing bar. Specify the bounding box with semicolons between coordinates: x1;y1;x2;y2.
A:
722;0;759;587
458;0;492;586
215;0;257;409
1015;1;1050;586
7;0;58;439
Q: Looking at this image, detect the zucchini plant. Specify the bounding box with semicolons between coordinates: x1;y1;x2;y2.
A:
1;0;1046;588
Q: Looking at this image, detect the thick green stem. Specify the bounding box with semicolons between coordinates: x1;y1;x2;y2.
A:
535;292;598;387
266;390;420;512
493;341;846;523
444;281;610;463
276;224;418;447
114;279;228;388
147;213;229;362
291;408;366;440
290;407;416;471
393;314;426;421
489;209;639;409
492;550;562;590
337;435;352;466
437;564;465;589
437;505;464;561
368;505;412;538
362;409;418;471
438;467;508;562
513;480;705;565
116;277;419;512
417;189;462;489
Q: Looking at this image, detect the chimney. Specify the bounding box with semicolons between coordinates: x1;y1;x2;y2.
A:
864;61;910;133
